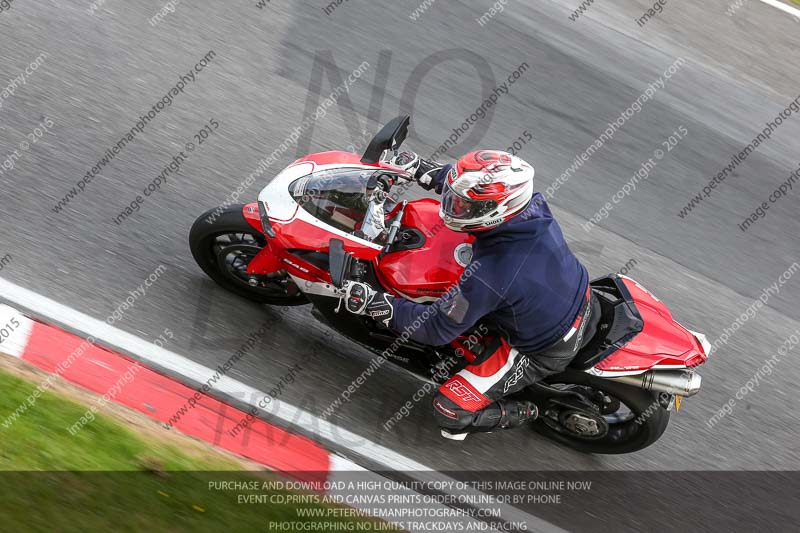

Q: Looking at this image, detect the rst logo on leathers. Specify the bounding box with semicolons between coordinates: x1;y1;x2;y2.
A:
573;301;592;353
445;380;482;404
503;353;529;393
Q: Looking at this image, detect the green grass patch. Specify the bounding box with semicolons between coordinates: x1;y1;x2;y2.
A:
0;368;398;532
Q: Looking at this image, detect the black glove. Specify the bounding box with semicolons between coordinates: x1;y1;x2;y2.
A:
390;152;442;191
415;158;443;191
344;281;394;327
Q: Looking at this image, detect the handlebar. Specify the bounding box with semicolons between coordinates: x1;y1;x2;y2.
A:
366;172;395;194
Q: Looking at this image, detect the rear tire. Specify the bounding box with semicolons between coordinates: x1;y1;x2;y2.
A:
531;371;670;454
189;205;307;305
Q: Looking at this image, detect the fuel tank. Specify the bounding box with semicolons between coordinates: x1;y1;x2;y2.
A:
375;199;474;301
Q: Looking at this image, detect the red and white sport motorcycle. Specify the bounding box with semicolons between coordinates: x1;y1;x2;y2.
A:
190;116;709;453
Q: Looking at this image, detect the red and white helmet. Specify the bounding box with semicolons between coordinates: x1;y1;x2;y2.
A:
440;150;534;232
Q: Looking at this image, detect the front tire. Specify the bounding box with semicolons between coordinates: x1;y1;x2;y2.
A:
531;371;670;454
189;205;307;305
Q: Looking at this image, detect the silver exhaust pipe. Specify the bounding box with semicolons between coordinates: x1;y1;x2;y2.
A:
606;369;702;397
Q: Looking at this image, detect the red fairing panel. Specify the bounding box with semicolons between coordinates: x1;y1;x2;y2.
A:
242;204;289;277
247;246;283;276
242;204;378;281
376;199;474;299
278;218;381;261
594;277;708;372
243;203;263;233
243;202;379;260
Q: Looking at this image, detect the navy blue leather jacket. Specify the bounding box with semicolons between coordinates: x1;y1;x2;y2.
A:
389;166;589;354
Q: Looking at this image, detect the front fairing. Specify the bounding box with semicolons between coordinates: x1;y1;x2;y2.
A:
256;153;405;259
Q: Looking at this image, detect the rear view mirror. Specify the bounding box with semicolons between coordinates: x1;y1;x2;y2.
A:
361;115;410;164
329;238;353;288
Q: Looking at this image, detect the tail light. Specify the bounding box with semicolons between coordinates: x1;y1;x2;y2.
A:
687;330;711;367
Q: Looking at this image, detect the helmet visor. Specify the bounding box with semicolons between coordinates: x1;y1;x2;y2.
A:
441;180;498;221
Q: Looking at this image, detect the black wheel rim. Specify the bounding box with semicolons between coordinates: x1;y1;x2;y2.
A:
209;231;297;298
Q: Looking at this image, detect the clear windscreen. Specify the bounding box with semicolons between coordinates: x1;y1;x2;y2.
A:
288;168;396;242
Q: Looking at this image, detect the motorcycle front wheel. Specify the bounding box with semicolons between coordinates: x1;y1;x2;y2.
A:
189;204;308;306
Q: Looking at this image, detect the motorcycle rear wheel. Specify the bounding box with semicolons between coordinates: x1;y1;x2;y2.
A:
189;204;308;305
530;371;670;454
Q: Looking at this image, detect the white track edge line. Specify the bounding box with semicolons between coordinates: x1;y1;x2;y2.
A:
0;276;564;533
758;0;800;18
0;304;33;358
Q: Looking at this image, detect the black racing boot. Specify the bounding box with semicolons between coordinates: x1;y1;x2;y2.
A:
439;400;538;441
498;400;539;429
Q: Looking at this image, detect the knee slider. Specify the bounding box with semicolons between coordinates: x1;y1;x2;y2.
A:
432;394;473;430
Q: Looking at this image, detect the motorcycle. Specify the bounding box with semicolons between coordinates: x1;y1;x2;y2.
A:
189;115;709;454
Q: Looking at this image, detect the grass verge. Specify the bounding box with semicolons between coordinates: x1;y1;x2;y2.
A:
0;358;399;532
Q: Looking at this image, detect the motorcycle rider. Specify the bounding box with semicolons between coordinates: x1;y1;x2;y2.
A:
344;149;600;440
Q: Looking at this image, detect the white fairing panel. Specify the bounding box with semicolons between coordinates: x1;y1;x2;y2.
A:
689;330;712;356
258;162;314;221
585;366;686;378
257;161;385;251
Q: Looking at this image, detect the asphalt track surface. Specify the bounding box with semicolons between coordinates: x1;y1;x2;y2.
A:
1;1;799;531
